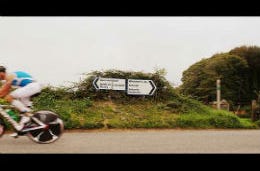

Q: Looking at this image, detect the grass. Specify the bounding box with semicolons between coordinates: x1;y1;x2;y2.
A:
32;98;259;129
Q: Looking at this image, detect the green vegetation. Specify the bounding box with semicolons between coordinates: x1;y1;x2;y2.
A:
229;46;260;101
180;53;249;104
31;69;258;129
33;97;258;129
180;45;260;107
70;68;175;102
1;68;258;130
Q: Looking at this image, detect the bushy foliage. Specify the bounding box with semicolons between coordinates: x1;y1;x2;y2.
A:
180;45;260;106
229;46;260;101
71;69;178;102
180;53;249;104
30;69;258;129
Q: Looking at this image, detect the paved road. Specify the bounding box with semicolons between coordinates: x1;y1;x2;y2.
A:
0;129;260;153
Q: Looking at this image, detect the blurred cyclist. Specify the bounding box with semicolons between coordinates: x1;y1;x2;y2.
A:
0;66;42;136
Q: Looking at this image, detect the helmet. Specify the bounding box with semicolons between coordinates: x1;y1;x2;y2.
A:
0;66;6;73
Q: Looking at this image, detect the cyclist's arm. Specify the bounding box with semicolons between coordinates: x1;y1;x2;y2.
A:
0;74;15;97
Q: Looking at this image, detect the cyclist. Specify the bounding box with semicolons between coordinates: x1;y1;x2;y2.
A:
0;66;42;136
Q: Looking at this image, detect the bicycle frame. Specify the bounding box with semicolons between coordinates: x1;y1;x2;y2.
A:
0;104;47;132
0;103;64;144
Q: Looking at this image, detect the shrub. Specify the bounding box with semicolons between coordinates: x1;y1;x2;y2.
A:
72;69;178;102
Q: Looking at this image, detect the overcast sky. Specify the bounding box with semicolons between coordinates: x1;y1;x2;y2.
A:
0;17;260;87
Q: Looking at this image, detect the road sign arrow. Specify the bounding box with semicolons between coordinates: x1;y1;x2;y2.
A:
93;77;99;89
93;77;126;91
127;79;157;95
149;80;156;95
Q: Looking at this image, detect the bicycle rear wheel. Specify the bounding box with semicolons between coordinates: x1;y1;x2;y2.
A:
27;111;64;144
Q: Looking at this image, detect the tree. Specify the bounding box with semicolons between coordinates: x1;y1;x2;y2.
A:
229;46;260;101
180;58;211;102
180;53;249;104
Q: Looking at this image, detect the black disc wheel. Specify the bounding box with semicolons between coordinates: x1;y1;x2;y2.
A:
27;111;64;144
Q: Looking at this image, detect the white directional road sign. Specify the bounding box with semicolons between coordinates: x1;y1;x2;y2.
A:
127;79;157;95
93;77;126;90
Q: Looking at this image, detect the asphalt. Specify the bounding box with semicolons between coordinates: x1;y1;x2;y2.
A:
0;129;260;153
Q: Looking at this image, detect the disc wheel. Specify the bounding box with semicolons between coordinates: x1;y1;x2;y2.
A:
27;111;64;144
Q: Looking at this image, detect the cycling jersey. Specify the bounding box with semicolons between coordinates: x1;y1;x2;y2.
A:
11;71;34;87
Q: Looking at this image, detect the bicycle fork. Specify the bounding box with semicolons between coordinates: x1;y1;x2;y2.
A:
0;108;22;131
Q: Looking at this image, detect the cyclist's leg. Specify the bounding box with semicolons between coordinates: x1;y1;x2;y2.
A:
5;83;42;131
20;97;33;108
5;95;31;114
8;82;41;113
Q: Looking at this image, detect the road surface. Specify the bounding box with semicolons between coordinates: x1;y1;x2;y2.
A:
0;129;260;153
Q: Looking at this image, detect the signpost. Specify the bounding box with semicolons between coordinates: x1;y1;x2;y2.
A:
93;77;157;96
216;79;221;110
127;79;157;96
93;77;126;91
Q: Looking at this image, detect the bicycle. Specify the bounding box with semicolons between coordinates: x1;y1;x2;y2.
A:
0;104;64;144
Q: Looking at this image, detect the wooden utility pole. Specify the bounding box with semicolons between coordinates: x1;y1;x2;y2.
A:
252;100;257;121
216;79;221;110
